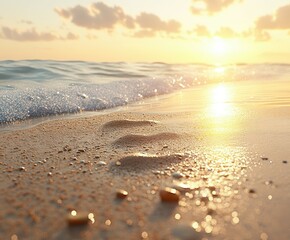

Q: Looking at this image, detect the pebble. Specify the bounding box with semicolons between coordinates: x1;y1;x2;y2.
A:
160;187;180;202
207;185;216;191
261;156;268;161
77;149;85;153
172;183;192;193
79;93;88;99
19;167;26;171
282;160;288;164
116;189;128;199
67;211;91;226
248;189;256;194
172;172;185;179
115;161;121;166
265;180;273;185
96;161;107;166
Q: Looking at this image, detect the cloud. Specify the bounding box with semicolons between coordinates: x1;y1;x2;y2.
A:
191;23;272;42
55;2;181;37
215;27;237;38
191;0;242;15
1;27;78;41
254;30;271;42
194;25;211;37
1;27;57;41
55;2;134;30
135;13;180;33
192;25;238;39
256;4;290;30
64;32;79;40
241;28;271;42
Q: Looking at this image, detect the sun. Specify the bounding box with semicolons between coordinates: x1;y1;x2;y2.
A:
203;37;240;64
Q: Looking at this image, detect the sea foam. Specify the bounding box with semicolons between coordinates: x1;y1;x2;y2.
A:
0;60;289;123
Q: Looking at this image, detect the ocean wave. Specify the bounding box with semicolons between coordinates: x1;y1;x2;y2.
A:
0;60;289;124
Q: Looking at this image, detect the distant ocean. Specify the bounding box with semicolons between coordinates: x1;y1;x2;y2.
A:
0;60;289;124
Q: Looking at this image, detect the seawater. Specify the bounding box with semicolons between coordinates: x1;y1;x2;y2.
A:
0;60;289;124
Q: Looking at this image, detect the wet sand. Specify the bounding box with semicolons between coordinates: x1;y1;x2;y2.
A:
0;81;290;240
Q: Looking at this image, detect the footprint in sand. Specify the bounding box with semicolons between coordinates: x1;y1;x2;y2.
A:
110;153;184;173
113;132;180;147
104;119;184;173
102;119;158;130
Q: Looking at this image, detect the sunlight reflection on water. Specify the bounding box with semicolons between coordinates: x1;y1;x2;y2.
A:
204;83;240;136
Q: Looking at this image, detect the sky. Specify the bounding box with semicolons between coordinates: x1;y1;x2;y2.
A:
0;0;290;64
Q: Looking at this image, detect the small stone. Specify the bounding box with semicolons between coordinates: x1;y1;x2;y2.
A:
141;231;148;239
115;161;121;166
79;93;88;99
248;189;256;194
19;167;26;171
116;189;128;199
67;210;91;226
96;161;107;167
261;156;268;161
172;183;192;193
105;219;112;226
11;234;18;240
126;219;133;226
207;185;216;191
172;172;184;179
47;172;52;177
160;187;180;202
264;180;273;185
282;160;288;164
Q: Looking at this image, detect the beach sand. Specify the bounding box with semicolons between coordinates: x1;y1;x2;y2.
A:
0;80;290;240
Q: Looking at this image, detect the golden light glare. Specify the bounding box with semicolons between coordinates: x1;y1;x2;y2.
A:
71;210;77;216
214;66;225;74
211;37;227;55
204;83;240;136
208;84;234;123
212;84;228;103
211;84;232;117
